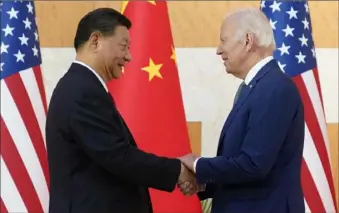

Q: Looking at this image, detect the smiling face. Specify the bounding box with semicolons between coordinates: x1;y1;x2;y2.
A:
216;18;254;79
93;26;131;81
74;8;133;83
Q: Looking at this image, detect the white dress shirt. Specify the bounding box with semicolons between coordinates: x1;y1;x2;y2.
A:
244;56;273;85
73;60;108;92
193;56;274;187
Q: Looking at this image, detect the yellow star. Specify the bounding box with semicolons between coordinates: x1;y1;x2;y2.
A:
121;0;156;14
171;45;177;65
121;1;129;14
141;58;163;81
148;0;156;5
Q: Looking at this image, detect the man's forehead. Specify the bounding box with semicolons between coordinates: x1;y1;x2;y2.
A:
114;26;130;40
220;22;230;36
221;19;236;34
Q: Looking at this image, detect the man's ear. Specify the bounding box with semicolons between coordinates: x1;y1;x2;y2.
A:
88;31;101;52
244;32;254;51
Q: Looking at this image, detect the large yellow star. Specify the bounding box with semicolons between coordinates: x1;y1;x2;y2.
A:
121;0;156;14
171;45;177;65
141;58;163;81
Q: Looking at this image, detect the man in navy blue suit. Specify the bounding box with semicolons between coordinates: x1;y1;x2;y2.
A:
178;8;305;213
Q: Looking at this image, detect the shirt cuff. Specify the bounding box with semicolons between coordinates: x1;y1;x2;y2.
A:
196;184;206;192
193;157;201;173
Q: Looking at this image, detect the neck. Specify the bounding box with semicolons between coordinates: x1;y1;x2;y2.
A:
239;50;272;80
75;52;107;83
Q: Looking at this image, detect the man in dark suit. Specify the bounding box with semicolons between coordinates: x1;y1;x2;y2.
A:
46;8;195;213
178;8;305;213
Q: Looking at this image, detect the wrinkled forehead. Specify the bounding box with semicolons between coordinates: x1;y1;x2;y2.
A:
220;18;236;39
112;25;131;43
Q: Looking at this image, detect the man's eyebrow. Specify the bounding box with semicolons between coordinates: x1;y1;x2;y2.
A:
119;42;127;46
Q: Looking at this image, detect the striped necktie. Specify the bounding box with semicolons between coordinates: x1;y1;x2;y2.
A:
233;82;246;106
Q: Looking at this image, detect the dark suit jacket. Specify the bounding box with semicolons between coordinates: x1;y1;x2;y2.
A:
196;59;305;213
46;63;182;213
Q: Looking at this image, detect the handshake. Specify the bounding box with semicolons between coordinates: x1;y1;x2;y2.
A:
176;153;205;196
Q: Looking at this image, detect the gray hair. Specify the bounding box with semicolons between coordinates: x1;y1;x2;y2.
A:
226;8;276;49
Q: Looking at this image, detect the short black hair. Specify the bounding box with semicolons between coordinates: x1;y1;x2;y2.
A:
73;8;132;51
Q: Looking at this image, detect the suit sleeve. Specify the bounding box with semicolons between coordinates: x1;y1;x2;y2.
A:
69;93;181;192
197;183;217;200
196;84;302;185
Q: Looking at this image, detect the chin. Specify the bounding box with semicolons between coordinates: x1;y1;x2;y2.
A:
110;69;122;79
225;68;234;75
112;72;122;79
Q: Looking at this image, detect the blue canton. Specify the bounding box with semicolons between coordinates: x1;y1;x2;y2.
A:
1;1;42;79
260;0;317;78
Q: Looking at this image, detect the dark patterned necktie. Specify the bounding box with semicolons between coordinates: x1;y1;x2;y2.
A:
233;82;246;106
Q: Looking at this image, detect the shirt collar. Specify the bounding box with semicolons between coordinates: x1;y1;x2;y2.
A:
244;56;274;85
73;60;108;92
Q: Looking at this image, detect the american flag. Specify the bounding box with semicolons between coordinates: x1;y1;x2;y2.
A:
261;1;337;212
1;1;50;213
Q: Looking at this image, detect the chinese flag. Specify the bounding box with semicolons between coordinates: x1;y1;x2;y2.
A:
107;1;202;213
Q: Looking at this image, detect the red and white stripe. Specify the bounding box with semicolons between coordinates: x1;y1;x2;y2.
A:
292;68;337;213
0;66;49;213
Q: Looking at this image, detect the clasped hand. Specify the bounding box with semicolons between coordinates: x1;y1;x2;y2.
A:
176;153;204;196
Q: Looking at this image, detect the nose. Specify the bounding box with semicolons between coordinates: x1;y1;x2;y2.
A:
124;51;132;62
216;45;222;55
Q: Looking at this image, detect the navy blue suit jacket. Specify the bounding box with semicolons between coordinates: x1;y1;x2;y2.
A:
196;59;305;213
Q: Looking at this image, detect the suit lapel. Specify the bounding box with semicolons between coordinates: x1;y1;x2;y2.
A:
217;85;252;155
72;64;138;147
217;60;278;154
222;85;251;133
107;92;138;147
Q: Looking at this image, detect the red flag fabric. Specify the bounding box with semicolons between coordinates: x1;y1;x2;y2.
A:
107;1;202;212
